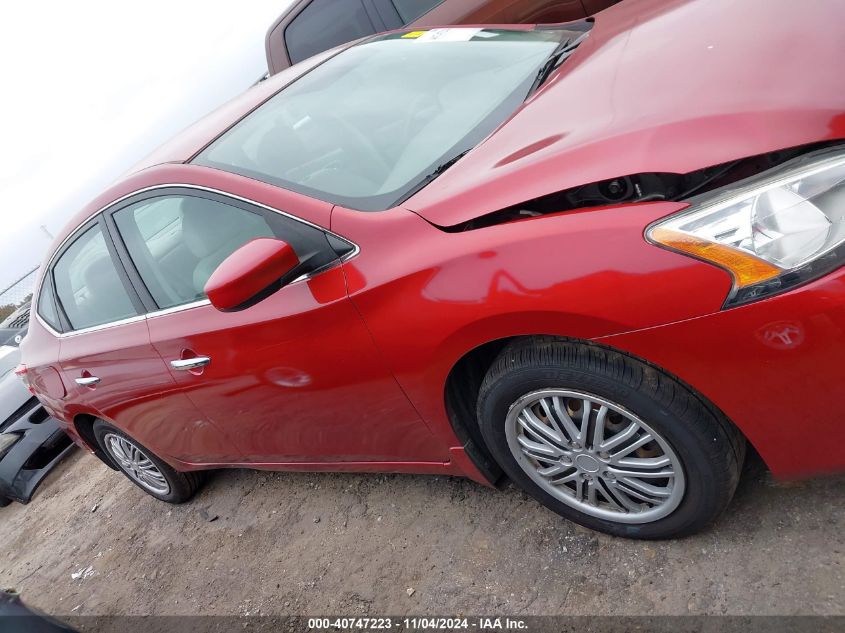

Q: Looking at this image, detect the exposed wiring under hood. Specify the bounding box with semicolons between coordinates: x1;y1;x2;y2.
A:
436;142;843;232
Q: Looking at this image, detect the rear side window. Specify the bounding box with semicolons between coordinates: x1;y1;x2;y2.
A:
112;194;338;310
36;275;61;332
52;225;137;330
286;0;376;64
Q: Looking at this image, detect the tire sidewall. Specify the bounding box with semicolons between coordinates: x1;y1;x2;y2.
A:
93;420;192;503
479;364;730;539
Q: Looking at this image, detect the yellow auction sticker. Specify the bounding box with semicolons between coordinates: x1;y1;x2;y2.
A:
402;31;426;39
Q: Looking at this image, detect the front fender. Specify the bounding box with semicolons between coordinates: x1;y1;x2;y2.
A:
333;202;732;448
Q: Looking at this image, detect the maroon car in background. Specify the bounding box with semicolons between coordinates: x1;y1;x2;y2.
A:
265;0;619;74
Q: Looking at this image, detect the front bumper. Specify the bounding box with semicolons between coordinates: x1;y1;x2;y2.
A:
0;399;75;504
597;266;845;480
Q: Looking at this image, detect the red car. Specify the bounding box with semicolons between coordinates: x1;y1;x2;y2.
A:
19;0;845;538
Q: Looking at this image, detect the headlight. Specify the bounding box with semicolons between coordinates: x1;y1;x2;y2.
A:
647;147;845;307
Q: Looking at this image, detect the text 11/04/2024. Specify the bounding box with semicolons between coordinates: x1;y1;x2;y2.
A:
307;617;528;630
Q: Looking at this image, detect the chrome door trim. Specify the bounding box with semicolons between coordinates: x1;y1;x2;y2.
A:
147;299;212;320
74;376;102;386
38;313;148;339
170;356;211;371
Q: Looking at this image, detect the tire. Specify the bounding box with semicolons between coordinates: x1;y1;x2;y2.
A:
92;420;205;503
476;338;745;539
0;496;11;508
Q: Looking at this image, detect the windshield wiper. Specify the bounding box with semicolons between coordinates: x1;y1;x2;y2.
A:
400;149;472;202
430;150;471;178
404;35;587;201
527;34;587;96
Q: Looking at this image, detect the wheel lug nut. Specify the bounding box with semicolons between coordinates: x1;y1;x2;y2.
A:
560;456;572;465
572;443;581;450
603;471;615;479
599;452;610;460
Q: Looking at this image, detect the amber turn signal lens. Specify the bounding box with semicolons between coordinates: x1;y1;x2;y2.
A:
649;227;783;288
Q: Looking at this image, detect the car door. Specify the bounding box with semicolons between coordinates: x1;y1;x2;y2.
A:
46;219;236;464
107;187;447;464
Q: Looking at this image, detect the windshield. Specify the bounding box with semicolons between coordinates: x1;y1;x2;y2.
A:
194;28;573;211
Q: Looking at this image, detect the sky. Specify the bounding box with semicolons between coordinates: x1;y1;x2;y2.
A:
0;0;291;291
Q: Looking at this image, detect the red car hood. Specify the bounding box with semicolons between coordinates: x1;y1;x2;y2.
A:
404;0;845;227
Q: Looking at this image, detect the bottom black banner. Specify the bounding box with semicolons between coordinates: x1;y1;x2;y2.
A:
2;615;843;633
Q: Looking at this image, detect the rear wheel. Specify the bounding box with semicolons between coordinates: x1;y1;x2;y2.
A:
93;420;205;503
476;338;745;539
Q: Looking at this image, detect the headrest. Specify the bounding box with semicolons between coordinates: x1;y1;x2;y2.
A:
181;197;245;259
83;254;120;295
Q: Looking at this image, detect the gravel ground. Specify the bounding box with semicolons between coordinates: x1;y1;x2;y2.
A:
0;449;843;617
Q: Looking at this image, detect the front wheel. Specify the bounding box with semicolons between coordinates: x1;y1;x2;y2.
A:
476;339;745;539
93;420;205;503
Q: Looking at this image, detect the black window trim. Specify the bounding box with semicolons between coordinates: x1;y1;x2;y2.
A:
42;217;146;336
362;0;388;30
372;0;403;29
36;271;64;333
33;184;359;338
105;186;346;312
101;208;159;314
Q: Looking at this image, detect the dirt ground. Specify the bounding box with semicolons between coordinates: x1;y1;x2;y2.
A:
1;449;843;617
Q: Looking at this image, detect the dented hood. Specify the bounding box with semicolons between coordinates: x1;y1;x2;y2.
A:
404;0;845;227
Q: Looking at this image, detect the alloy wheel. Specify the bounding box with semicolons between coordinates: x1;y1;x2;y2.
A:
505;389;685;524
103;433;170;495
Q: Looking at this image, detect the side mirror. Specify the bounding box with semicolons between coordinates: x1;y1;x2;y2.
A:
205;238;300;312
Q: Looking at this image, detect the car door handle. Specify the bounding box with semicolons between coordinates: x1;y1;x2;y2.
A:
170;356;211;371
75;376;101;386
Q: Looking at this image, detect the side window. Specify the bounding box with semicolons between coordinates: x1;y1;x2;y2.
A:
286;0;377;65
390;0;444;22
112;194;338;310
52;225;137;331
36;275;61;332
